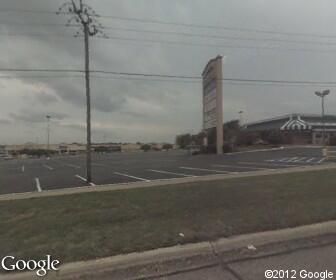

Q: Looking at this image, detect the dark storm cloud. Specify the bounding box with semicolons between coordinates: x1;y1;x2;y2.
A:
1;0;336;143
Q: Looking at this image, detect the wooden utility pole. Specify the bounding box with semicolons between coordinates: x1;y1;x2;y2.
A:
58;0;106;184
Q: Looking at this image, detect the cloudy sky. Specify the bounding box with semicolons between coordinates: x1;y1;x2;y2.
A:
1;0;336;144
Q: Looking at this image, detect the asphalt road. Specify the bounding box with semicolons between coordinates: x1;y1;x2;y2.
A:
0;147;328;195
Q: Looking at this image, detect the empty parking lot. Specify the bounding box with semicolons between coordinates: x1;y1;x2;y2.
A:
0;146;329;195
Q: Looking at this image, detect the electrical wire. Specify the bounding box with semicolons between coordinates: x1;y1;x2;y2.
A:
1;68;336;86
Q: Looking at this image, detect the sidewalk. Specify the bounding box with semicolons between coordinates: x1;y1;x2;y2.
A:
3;221;335;280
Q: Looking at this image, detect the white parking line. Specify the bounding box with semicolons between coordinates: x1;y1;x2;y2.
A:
22;165;25;172
279;158;290;162
148;169;197;177
284;157;298;162
212;164;274;171
306;157;315;163
180;167;233;174
318;158;326;164
65;163;81;169
293;157;307;162
114;172;151;182
35;178;42;192
43;165;53;171
75;175;96;186
239;162;298;167
92;163;108;167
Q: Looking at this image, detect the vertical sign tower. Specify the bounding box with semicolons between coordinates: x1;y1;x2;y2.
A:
202;56;224;155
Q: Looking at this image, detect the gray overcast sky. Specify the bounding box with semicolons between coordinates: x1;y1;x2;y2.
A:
1;0;336;144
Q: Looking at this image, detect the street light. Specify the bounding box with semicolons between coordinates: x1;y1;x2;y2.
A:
315;90;330;146
46;115;51;156
238;111;244;127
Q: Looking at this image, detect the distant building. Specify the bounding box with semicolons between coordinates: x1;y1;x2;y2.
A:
121;143;142;153
243;114;336;145
0;145;7;158
5;143;86;155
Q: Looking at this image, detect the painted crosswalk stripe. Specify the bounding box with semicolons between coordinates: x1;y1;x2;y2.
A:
180;167;233;174
148;169;197;177
35;178;42;192
114;172;151;182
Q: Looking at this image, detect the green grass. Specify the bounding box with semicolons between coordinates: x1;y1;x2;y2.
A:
0;169;335;264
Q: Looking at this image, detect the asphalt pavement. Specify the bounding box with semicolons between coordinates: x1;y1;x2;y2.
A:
0;146;329;195
153;238;336;280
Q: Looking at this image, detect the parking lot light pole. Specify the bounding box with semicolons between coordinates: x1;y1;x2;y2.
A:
46;115;51;155
315;89;330;146
239;111;244;127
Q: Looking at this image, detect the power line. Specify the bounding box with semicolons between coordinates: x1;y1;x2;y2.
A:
4;74;336;89
2;8;336;40
0;32;76;38
0;8;57;15
2;68;336;85
104;26;336;47
92;35;336;54
2;23;336;49
1;30;336;54
0;21;76;27
97;15;336;40
2;31;336;54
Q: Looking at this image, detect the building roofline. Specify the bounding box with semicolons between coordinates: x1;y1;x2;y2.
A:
244;113;336;127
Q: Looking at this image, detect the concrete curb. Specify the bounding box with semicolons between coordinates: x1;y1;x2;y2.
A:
3;221;335;280
1;163;336;202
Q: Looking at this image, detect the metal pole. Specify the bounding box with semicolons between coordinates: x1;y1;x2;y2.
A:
84;24;92;183
239;111;244;127
46;116;50;155
322;95;326;145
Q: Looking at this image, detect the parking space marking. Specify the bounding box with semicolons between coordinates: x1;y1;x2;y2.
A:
21;165;25;172
239;161;299;167
212;164;274;171
64;163;81;169
148;169;197;177
293;157;307;162
93;163;109;167
35;178;42;192
318;158;326;164
307;157;315;163
286;157;299;162
43;165;53;171
75;175;96;186
180;167;233;174
114;172;151;182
